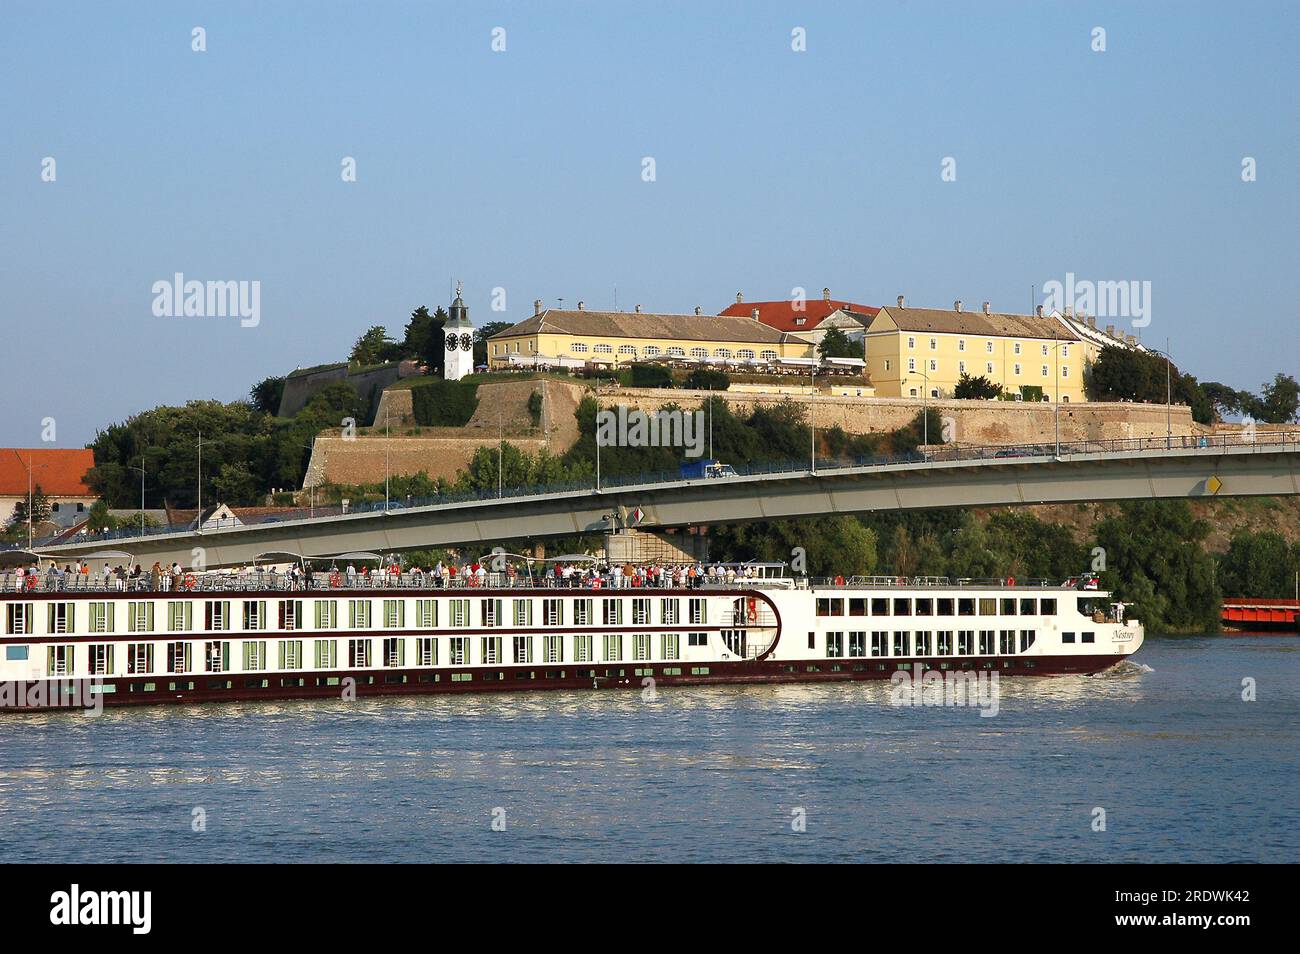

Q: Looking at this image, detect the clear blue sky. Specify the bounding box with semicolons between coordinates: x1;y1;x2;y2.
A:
1;1;1296;447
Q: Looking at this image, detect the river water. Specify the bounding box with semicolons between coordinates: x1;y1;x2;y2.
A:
1;635;1295;863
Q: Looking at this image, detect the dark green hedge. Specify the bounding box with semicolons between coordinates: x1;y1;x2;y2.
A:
409;379;481;426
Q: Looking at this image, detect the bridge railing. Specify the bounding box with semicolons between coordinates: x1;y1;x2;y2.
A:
27;429;1300;549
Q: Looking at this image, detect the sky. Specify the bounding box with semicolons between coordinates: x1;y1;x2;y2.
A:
1;0;1296;448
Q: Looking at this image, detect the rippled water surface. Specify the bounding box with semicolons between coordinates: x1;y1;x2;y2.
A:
1;635;1296;863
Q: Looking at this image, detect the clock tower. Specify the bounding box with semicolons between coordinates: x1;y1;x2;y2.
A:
442;283;475;381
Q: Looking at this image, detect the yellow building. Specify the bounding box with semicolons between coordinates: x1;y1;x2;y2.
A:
487;303;815;369
865;299;1087;402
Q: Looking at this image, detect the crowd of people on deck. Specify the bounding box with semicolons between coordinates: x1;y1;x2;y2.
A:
4;558;768;592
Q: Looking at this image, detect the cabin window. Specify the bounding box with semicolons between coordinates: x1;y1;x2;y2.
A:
384;600;405;629
1019;598;1037;615
243;640;267;671
937;598;955;616
1000;598;1017;615
205;641;230;672
979;598;997;615
6;605;32;634
348;600;372;629
633;634;652;661
90;602;115;633
660;599;679;625
602;599;622;626
481;636;503;665
573;635;593;663
167;642;191;673
514;636;533;664
999;630;1016;654
826;632;844;657
168;602;192;631
543;599;563;626
315;600;337;629
688;632;708;647
243;601;267;631
544;635;563;663
659;634;680;661
958;598;975;616
481;599;503;627
512;599;532;627
4;644;27;661
47;602;73;634
1040;599;1057;615
279;600;303;630
417;638;437;666
914;631;932;655
89;643;113;675
893;598;912;616
39;643;75;677
204;601;229;632
689;599;707;625
892;632;910;657
849;632;866;657
383;637;405;667
449;600;470;627
979;631;994;654
126;602;153;633
574;599;593;626
314;639;336;668
871;632;887;657
937;631;953;656
631;599;650;626
603;635;623;662
1062;632;1076;644
1081;632;1095;644
849;598;868;616
416;600;436;628
915;598;933;616
348;638;372;668
871;597;889;616
449;637;469;666
958;631;973;655
127;643;154;675
279;640;303;670
1019;630;1036;652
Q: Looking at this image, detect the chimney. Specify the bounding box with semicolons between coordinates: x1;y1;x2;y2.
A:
1088;316;1096;328
751;308;760;320
1035;304;1044;317
577;300;584;311
823;287;831;302
982;301;991;315
694;306;702;315
1064;305;1073;318
735;292;743;304
954;299;962;312
896;295;905;308
533;299;542;316
1105;324;1115;337
634;304;641;313
1126;334;1136;346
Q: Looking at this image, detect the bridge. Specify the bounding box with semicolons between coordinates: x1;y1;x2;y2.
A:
1221;598;1299;630
29;434;1300;569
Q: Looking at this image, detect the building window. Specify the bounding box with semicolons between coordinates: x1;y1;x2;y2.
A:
958;361;966;374
1041;344;1049;356
986;362;994;375
574;599;592;626
513;599;533;626
571;343;588;353
907;337;916;349
660;598;679;625
760;350;777;361
826;632;843;657
668;347;685;357
1013;342;1021;355
1042;365;1049;377
1013;363;1021;376
1062;344;1070;357
602;599;622;625
737;349;754;360
168;602;192;631
714;348;732;359
643;345;660;357
1062;366;1070;378
689;347;708;359
958;339;966;352
929;337;937;350
908;358;916;372
279;600;303;630
480;636;502;664
985;341;993;353
884;359;891;372
593;344;613;354
632;598;650;625
127;642;154;675
929;359;936;372
618;345;636;356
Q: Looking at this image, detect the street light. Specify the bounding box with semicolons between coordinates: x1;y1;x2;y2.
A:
810;367;816;473
13;451;49;550
1145;340;1175;448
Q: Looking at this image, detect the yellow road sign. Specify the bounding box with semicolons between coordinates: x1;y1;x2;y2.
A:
1207;475;1222;494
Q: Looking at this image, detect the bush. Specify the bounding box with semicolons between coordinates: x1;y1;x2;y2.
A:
408;379;481;426
630;364;673;389
684;368;730;391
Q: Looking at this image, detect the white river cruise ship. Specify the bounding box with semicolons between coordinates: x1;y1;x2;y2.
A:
0;566;1143;709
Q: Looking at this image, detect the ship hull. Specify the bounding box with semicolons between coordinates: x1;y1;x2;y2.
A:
1;652;1134;711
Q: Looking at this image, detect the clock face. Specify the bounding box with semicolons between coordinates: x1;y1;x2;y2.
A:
460;333;473;351
445;335;458;351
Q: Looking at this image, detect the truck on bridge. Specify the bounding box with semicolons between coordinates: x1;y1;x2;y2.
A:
679;459;738;480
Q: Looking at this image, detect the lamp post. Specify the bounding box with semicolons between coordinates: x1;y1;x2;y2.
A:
594;377;601;492
14;451;48;550
1145;342;1175;449
127;464;146;536
810;367;816;473
384;406;391;512
195;430;204;532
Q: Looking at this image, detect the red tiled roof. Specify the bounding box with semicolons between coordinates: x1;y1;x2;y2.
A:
0;448;95;497
719;298;879;332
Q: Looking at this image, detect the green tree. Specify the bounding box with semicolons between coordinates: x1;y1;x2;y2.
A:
475;320;513;368
1247;373;1299;424
249;375;286;416
817;327;860;360
7;485;51;530
684;368;730;391
954;372;1001;400
1217;531;1298;599
349;326;398;367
